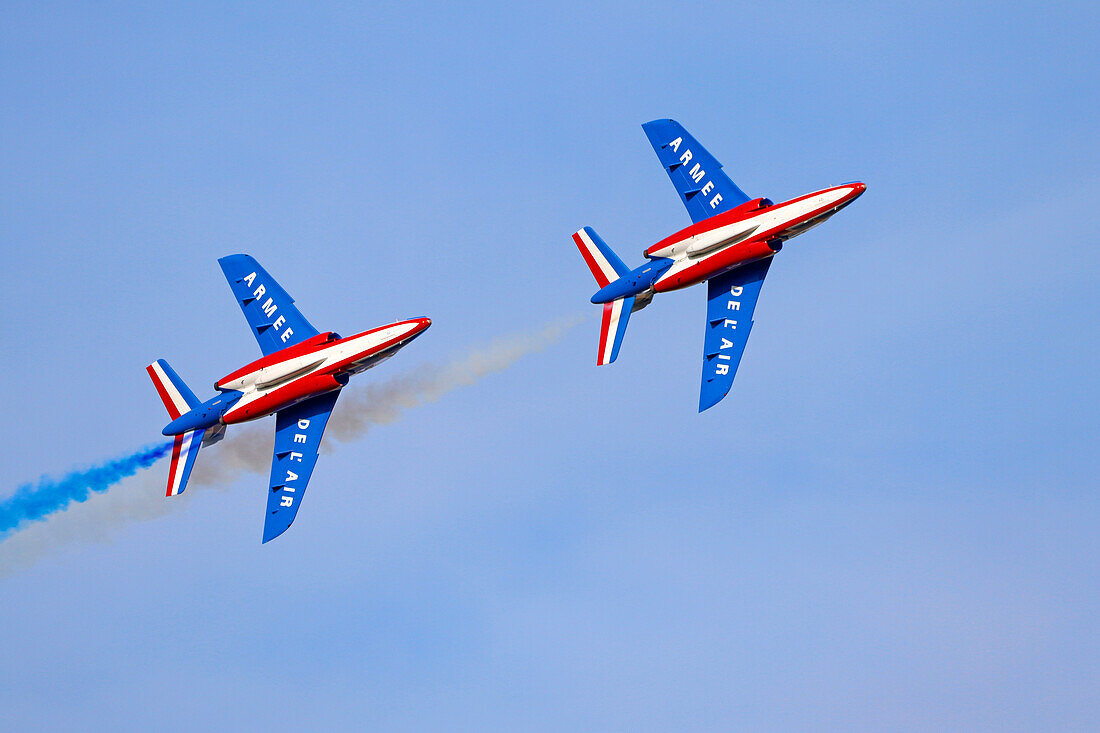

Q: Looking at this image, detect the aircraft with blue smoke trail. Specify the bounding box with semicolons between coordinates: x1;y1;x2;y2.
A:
572;119;866;411
146;255;431;542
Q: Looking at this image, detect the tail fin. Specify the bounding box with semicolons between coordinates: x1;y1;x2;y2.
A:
146;359;203;496
146;359;200;420
572;227;629;288
572;228;635;365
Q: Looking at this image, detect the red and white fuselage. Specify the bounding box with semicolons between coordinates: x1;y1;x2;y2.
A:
647;182;866;291
215;317;431;424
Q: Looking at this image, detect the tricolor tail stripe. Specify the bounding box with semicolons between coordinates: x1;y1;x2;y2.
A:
573;227;629;288
597;295;634;366
146;359;199;419
166;428;204;496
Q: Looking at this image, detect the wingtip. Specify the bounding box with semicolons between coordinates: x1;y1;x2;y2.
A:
262;518;293;544
698;392;727;413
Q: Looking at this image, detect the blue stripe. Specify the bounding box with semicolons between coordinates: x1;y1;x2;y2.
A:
174;428;205;495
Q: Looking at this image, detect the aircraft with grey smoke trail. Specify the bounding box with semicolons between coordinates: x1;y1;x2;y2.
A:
573;119;866;411
147;254;431;542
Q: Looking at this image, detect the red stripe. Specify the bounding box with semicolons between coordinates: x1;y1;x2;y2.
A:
597;302;613;364
216;331;337;386
166;435;184;496
645;183;864;257
147;364;183;420
320;320;430;376
573;232;612;288
217;318;429;387
221;320;429;423
654;240;778;292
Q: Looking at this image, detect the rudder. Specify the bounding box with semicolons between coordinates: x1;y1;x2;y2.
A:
147;359;200;420
572;227;629;288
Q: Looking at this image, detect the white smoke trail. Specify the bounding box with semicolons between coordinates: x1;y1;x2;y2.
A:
325;314;585;442
0;316;583;578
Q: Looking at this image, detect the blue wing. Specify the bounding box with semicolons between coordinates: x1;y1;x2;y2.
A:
218;254;320;356
641;119;751;224
263;390;341;543
699;258;773;412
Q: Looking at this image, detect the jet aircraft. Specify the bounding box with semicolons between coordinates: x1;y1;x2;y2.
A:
573;119;866;411
147;254;431;542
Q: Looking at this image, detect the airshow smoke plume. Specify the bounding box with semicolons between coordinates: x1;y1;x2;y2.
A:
0;316;582;576
0;443;173;537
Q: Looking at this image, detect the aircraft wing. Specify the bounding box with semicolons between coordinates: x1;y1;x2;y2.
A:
262;389;341;543
642;119;752;224
218;254;320;356
699;258;772;412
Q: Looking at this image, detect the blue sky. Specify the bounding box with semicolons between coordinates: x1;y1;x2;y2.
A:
1;1;1097;730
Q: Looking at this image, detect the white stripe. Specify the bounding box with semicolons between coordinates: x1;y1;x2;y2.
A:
600;299;624;365
168;431;200;496
167;443;183;496
576;229;619;286
151;361;191;417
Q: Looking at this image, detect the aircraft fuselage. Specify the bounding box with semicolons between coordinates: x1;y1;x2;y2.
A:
590;183;865;305
650;182;866;291
162;317;430;435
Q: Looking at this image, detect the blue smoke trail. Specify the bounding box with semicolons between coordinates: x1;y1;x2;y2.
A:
0;442;174;538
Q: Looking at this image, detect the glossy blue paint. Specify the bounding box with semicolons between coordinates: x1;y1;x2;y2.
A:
698;259;771;412
163;391;244;436
218;254;321;356
263;390;341;543
154;359;200;412
641;119;751;223
591;258;673;303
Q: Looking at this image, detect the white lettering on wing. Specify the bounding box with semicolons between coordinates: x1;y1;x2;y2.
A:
279;422;312;507
713;285;748;379
667;137;721;209
239;273;295;337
